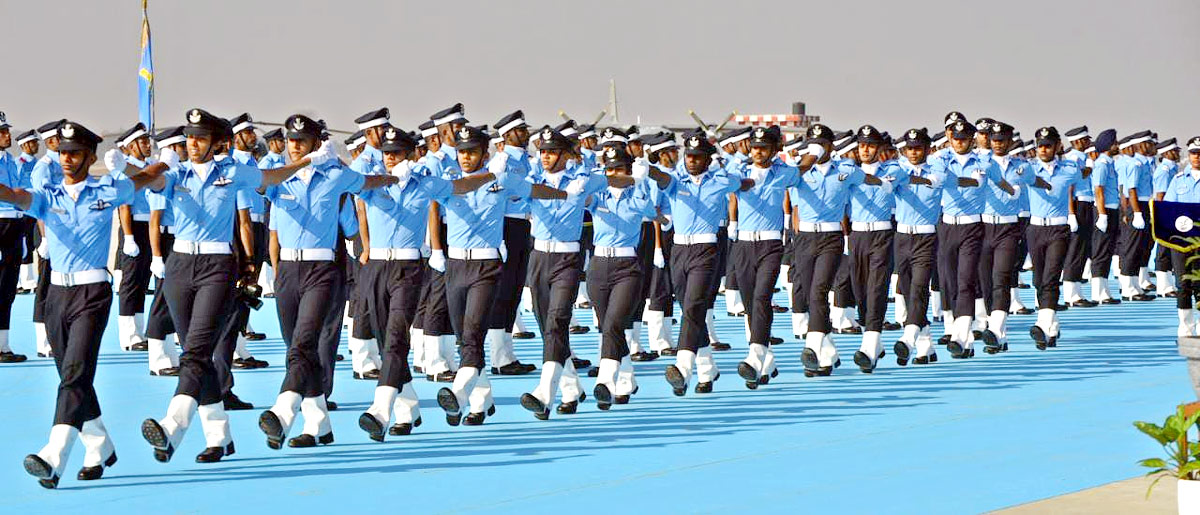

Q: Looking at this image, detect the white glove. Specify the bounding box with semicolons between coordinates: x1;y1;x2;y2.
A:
653;247;665;268
1068;214;1079;233
1132;211;1146;230
1095;213;1108;232
1085;158;1095;169
499;241;508;263
158;146;181;169
487;154;508;184
876;176;895;194
123;234;140;257
390;160;412;184
784;214;792;230
37;239;47;258
843;238;850;256
970;169;986;185
632;158;650;183
660;214;673;232
1007;184;1022;200
728;222;738;241
104;149;127;174
749;166;768;185
926;173;944;189
806;143;826;160
429;249;446;273
564;178;586;196
305;141;336;167
151;256;165;278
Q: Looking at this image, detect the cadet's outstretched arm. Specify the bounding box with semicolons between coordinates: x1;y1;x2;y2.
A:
0;184;32;211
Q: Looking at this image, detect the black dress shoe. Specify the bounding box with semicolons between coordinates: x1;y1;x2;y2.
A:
288;432;334;448
359;413;386;442
389;417;421;436
694;382;714;394
258;411;286;449
1071;299;1099;308
1051;303;1070;311
233;357;270;369
150;367;180;377
336;353;345;361
1018;282;1031;288
913;353;936;365
971;330;983;340
224;393;254;411
129;341;149;351
576;300;592;309
1030;326;1048;350
571;357;591;369
594;383;614;410
937;334;951;346
0;351;28;363
520;393;550;420
1131;293;1156;301
413;365;425;375
1144;283;1157;291
664;365;687;396
141;418;175;462
326;401;338;411
428;371;456;382
242;331;267;341
614;394;631;404
772;305;788;313
77;452;118;480
737;362;759;390
659;347;678;357
980;330;1002;354
1047;336;1058;348
196;442;234;463
710;342;732;351
894;341;911;366
37;352;50;358
853;351;877;373
513;331;536;339
769;336;783;345
24;454;60;489
838;326;863;335
249;357;270;368
464;412;487;425
556;401;579;414
492;361;536;375
947;341;971;359
353;369;381;380
1011;307;1035;315
437;388;462;426
801;348;820;374
631;351;659;362
882;321;902;331
586;366;600;378
1166;291;1179;298
232;358;253;369
569;325;590;335
727;311;746;317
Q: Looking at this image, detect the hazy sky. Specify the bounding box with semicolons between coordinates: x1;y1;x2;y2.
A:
3;0;1199;141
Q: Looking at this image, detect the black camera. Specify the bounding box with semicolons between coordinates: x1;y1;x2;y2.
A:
236;281;264;310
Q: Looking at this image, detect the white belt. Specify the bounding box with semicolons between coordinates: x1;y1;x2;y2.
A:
504;213;529;220
593;246;637;258
279;248;336;262
1019;211;1031;218
133;213;152;222
1075;196;1094;202
738;230;782;241
981;214;1019;224
173;240;232;255
796;221;842;233
1030;216;1068;226
368;247;422;261
1103;204;1119;210
941;214;981;225
0;211;23;219
250;213;264;223
533;240;580;253
448;247;500;260
50;269;110;287
896;223;937;235
673;233;718;245
850;221;892;232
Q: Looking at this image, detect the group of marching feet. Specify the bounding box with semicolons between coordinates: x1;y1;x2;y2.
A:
1;104;1197;490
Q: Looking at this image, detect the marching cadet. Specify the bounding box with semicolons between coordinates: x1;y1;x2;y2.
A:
144;126;185;378
140;108;315;465
729;126;797;387
518;127;620;419
1167;137;1200;336
1026;127;1083;349
637;131;749;393
346;131;365;157
1116;131;1156;301
639;132;680;360
1061;126;1099;307
929;120;1015;359
255;114;399;450
718;127;751;317
8;121;160;488
587;147;659;409
355;127;495;439
1154;138;1181;297
0;113;28;363
230;113;270;344
977;122;1029;354
846;125;906;373
892;128;944;365
15;129;40;294
1088;129;1122;304
487;110;538;376
256;128;285;295
112;123;154;353
435;125;570;425
30;119;66;359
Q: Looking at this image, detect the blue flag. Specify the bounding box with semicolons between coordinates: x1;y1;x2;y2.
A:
138;0;154;131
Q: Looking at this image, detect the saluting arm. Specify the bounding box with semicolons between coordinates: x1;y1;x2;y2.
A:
360;175;399;190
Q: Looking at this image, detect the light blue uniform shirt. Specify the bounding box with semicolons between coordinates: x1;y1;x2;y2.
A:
983;155;1030;217
1117;154;1153;199
848;160;907;223
587;181;658;248
736;159;800;232
789;161;862;223
357;162;453;249
231;150;265;216
30;151;62;189
501;146;533;216
1063;148;1093;200
442;169;533;249
17;153;37;185
659;163;744;235
22;175;134;273
258;151;286;171
1154;160;1179;196
1092;154;1119;208
112;156;152;216
894;159;944;227
930;151;1003;217
527;163;608;242
1028;159;1082;219
265;162;366;250
0;152;23;216
1166;169;1200;202
157;159;263;243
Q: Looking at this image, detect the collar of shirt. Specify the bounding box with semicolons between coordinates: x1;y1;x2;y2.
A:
1191;167;1200;182
813;161;834;176
1039;158;1058;174
861;162;879;175
19;152;35;164
993;154;1010;170
504;145;528;160
42;150;59;163
192;160;214;181
63;180;86;201
952;151;973;167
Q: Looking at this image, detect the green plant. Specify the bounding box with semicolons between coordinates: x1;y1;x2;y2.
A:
1134;406;1200;497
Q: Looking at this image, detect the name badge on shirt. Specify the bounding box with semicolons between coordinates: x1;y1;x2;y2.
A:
90;199;111;211
677;190;691;197
278;193;296;201
596;206;611;213
212;176;234;187
174;186;191;194
50;208;67;215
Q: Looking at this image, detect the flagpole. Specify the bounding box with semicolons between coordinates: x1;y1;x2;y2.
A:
139;0;155;132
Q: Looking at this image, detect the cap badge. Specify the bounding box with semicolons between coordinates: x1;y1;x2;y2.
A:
1040;128;1050;137
754;128;765;138
385;128;397;140
605;147;616;159
688;136;701;148
955;122;965;131
861;127;871;136
603;128;614;138
293;118;305;131
541;129;552;141
189;110;202;124
60;124;75;139
908;129;918;139
812;126;823;136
